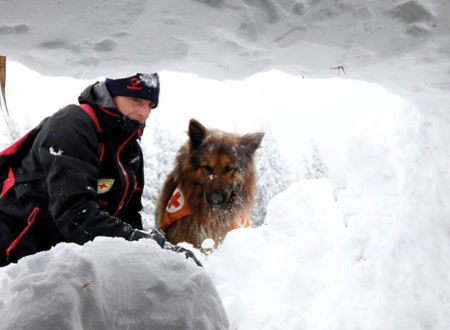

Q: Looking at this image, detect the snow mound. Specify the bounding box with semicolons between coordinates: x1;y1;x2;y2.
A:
265;179;345;240
0;237;229;330
203;179;346;329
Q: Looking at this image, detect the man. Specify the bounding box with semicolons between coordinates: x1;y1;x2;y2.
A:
0;73;201;266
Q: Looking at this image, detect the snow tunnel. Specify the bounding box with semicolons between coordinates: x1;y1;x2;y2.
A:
1;1;450;329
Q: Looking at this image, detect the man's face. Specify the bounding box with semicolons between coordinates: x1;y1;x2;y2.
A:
113;96;155;124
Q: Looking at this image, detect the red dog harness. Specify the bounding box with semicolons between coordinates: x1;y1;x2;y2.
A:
160;186;250;232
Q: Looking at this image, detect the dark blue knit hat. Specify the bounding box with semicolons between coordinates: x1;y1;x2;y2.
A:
105;73;160;108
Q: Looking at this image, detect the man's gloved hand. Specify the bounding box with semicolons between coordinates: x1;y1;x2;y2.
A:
129;229;202;267
170;244;203;267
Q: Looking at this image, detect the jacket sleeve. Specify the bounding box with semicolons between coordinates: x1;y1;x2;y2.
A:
35;106;140;244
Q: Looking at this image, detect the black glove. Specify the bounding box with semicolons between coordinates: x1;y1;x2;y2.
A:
128;228;166;246
129;229;203;267
170;245;203;267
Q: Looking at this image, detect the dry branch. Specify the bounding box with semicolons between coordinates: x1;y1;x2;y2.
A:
0;56;8;116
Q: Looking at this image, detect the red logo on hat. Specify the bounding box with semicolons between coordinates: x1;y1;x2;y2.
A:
127;77;143;90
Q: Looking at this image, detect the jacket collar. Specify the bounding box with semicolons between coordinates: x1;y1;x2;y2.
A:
78;82;144;141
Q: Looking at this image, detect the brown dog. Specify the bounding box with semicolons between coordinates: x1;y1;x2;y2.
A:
155;119;264;249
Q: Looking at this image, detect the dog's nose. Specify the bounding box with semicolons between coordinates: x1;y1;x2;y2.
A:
207;192;224;206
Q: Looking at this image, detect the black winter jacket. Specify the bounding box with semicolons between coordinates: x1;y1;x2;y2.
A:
0;82;153;265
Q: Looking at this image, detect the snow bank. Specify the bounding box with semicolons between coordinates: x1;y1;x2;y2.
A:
202;179;345;329
203;174;450;329
0;238;229;330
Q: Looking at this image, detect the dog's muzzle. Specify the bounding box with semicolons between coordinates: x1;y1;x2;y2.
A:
206;192;225;206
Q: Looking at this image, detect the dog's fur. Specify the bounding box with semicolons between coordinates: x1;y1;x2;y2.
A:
155;119;264;249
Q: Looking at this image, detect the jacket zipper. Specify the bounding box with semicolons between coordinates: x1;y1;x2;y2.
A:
113;129;139;217
126;174;143;206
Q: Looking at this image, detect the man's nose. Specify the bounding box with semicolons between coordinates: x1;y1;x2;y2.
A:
139;106;151;119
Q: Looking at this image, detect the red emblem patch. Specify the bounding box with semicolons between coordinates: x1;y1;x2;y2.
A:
127;77;142;90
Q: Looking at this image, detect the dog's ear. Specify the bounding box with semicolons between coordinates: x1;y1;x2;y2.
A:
189;119;207;148
240;132;264;155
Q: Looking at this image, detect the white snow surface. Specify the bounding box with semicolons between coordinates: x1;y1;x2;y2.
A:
0;238;229;330
1;1;450;329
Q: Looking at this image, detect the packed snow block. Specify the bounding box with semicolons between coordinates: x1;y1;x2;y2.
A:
0;237;229;330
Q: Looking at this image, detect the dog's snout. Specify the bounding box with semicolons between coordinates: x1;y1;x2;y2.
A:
207;192;224;206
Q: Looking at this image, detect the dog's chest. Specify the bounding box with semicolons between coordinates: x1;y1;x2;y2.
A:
166;214;234;248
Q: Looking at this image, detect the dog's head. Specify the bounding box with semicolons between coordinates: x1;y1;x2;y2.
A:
186;119;264;210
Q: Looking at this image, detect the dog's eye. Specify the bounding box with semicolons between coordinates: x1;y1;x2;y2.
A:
224;166;234;173
202;165;213;173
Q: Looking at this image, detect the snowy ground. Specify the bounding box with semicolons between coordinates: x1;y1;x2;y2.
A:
0;238;229;330
1;63;449;329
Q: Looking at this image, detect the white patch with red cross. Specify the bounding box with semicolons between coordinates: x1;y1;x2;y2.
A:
97;178;115;194
166;187;185;213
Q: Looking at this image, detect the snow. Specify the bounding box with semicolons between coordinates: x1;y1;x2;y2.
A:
201;239;215;250
0;238;229;330
139;73;159;89
1;1;450;329
1;0;449;99
49;146;64;156
204;179;347;329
